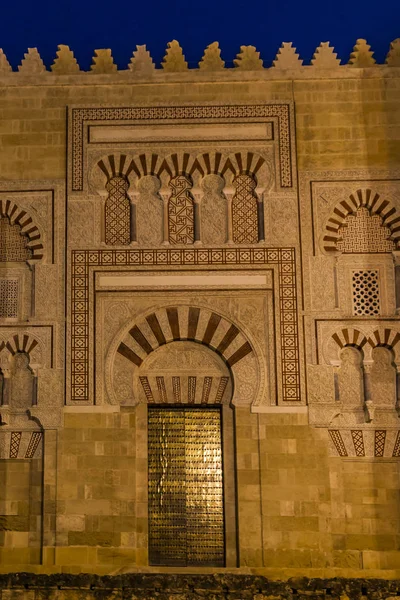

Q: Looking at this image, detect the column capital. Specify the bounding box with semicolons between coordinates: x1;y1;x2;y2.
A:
392;250;400;266
0;359;11;377
364;399;374;422
129;191;139;203
30;363;40;377
192;192;201;205
363;361;373;374
160;191;170;205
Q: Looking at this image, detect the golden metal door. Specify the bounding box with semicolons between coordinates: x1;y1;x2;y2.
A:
148;406;225;566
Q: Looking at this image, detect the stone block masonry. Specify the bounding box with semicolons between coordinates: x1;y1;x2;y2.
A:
1;35;400;586
1;574;400;599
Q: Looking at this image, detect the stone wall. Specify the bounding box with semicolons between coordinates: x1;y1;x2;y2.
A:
0;73;399;180
1;574;400;600
0;45;400;581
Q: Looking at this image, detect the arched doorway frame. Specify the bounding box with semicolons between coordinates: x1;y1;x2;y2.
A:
128;339;239;568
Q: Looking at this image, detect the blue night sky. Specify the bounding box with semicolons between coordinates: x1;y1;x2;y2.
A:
2;0;400;70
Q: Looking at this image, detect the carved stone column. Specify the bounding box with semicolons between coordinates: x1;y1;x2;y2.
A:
96;188;108;243
130;192;138;244
257;194;265;243
332;252;340;309
30;364;39;406
392;251;400;314
161;192;170;245
193;192;202;246
225;188;234;245
27;259;36;318
331;360;340;401
0;366;11;406
396;363;400;417
254;186;265;244
363;361;374;422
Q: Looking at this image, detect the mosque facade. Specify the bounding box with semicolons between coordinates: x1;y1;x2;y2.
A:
0;38;400;598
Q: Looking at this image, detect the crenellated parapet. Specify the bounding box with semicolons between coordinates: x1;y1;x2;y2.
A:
0;38;400;77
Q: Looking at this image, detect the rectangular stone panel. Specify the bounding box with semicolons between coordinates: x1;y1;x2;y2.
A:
89;122;273;143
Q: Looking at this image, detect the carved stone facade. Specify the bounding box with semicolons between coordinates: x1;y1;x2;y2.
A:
1;45;400;583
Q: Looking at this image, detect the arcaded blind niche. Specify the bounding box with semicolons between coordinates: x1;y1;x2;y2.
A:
148;406;225;567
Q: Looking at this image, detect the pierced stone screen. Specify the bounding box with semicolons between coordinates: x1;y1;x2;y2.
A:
352;269;380;316
148;406;225;567
0;279;19;318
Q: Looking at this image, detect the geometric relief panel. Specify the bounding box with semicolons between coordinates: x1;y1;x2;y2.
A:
232;175;258;244
0;217;32;262
328;429;400;458
140;375;230;405
1;431;43;460
104;176;131;245
168;176;195;245
337;208;395;254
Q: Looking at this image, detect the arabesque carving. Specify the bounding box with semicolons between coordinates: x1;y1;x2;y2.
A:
107;304;262;408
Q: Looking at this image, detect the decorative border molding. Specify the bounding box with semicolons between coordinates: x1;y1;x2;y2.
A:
70;247;300;403
329;428;400;458
70;104;292;192
1;431;43;460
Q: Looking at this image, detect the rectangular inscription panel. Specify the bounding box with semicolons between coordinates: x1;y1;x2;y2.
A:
148;406;225;567
89;122;273;143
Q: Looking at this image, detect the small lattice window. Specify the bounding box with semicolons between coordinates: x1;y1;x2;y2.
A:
0;279;19;318
352;270;380;316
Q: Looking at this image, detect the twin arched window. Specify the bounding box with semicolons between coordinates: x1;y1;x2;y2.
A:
103;172;264;246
